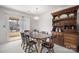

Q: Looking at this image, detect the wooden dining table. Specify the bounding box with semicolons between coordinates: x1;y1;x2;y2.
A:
31;32;51;53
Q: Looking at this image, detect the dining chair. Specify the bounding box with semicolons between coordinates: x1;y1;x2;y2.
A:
24;35;38;53
24;30;30;36
20;32;26;49
24;31;38;53
41;31;48;34
41;36;54;53
30;29;39;41
20;32;38;53
40;31;49;43
33;29;39;33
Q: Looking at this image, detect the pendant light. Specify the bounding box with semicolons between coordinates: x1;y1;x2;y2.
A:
33;8;39;20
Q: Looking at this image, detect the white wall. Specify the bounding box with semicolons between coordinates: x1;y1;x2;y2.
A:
19;16;30;32
0;6;31;44
30;11;53;34
38;11;53;33
0;10;9;44
30;15;39;30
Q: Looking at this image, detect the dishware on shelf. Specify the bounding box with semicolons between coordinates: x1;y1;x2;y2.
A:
55;16;59;20
69;13;74;18
60;14;68;19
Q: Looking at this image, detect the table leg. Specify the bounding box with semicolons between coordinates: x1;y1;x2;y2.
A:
36;39;42;53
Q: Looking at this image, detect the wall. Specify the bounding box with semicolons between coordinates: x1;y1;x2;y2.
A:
19;16;30;32
0;6;31;44
38;11;53;34
0;10;9;44
30;15;39;30
30;11;53;34
0;6;53;44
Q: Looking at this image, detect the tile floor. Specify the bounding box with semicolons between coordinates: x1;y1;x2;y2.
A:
0;39;76;53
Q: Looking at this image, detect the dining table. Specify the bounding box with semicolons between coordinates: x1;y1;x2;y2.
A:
31;32;51;53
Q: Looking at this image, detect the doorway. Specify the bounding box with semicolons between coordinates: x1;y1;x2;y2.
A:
8;16;21;42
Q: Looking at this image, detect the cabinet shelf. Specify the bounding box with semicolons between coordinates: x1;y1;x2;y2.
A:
52;6;79;51
53;17;76;23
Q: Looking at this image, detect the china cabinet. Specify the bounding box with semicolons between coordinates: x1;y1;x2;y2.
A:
51;6;79;51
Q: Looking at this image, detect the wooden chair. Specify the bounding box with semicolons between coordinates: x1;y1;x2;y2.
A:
33;29;39;33
20;32;38;53
25;35;38;53
20;33;26;49
41;31;48;34
41;36;54;53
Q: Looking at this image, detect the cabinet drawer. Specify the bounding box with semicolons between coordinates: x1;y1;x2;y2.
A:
64;42;77;49
64;38;71;42
64;34;77;38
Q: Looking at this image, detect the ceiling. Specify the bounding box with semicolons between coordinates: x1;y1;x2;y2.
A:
2;5;75;15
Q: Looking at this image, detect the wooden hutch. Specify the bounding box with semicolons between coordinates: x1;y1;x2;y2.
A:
51;6;79;51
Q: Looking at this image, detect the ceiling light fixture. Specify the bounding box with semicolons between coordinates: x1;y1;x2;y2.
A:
33;8;39;20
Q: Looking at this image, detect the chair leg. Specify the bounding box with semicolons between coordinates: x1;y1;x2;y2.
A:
35;44;38;53
28;46;31;53
21;41;24;47
47;48;54;53
40;46;44;53
52;48;54;53
21;43;22;47
23;43;25;49
47;48;51;53
24;45;28;52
